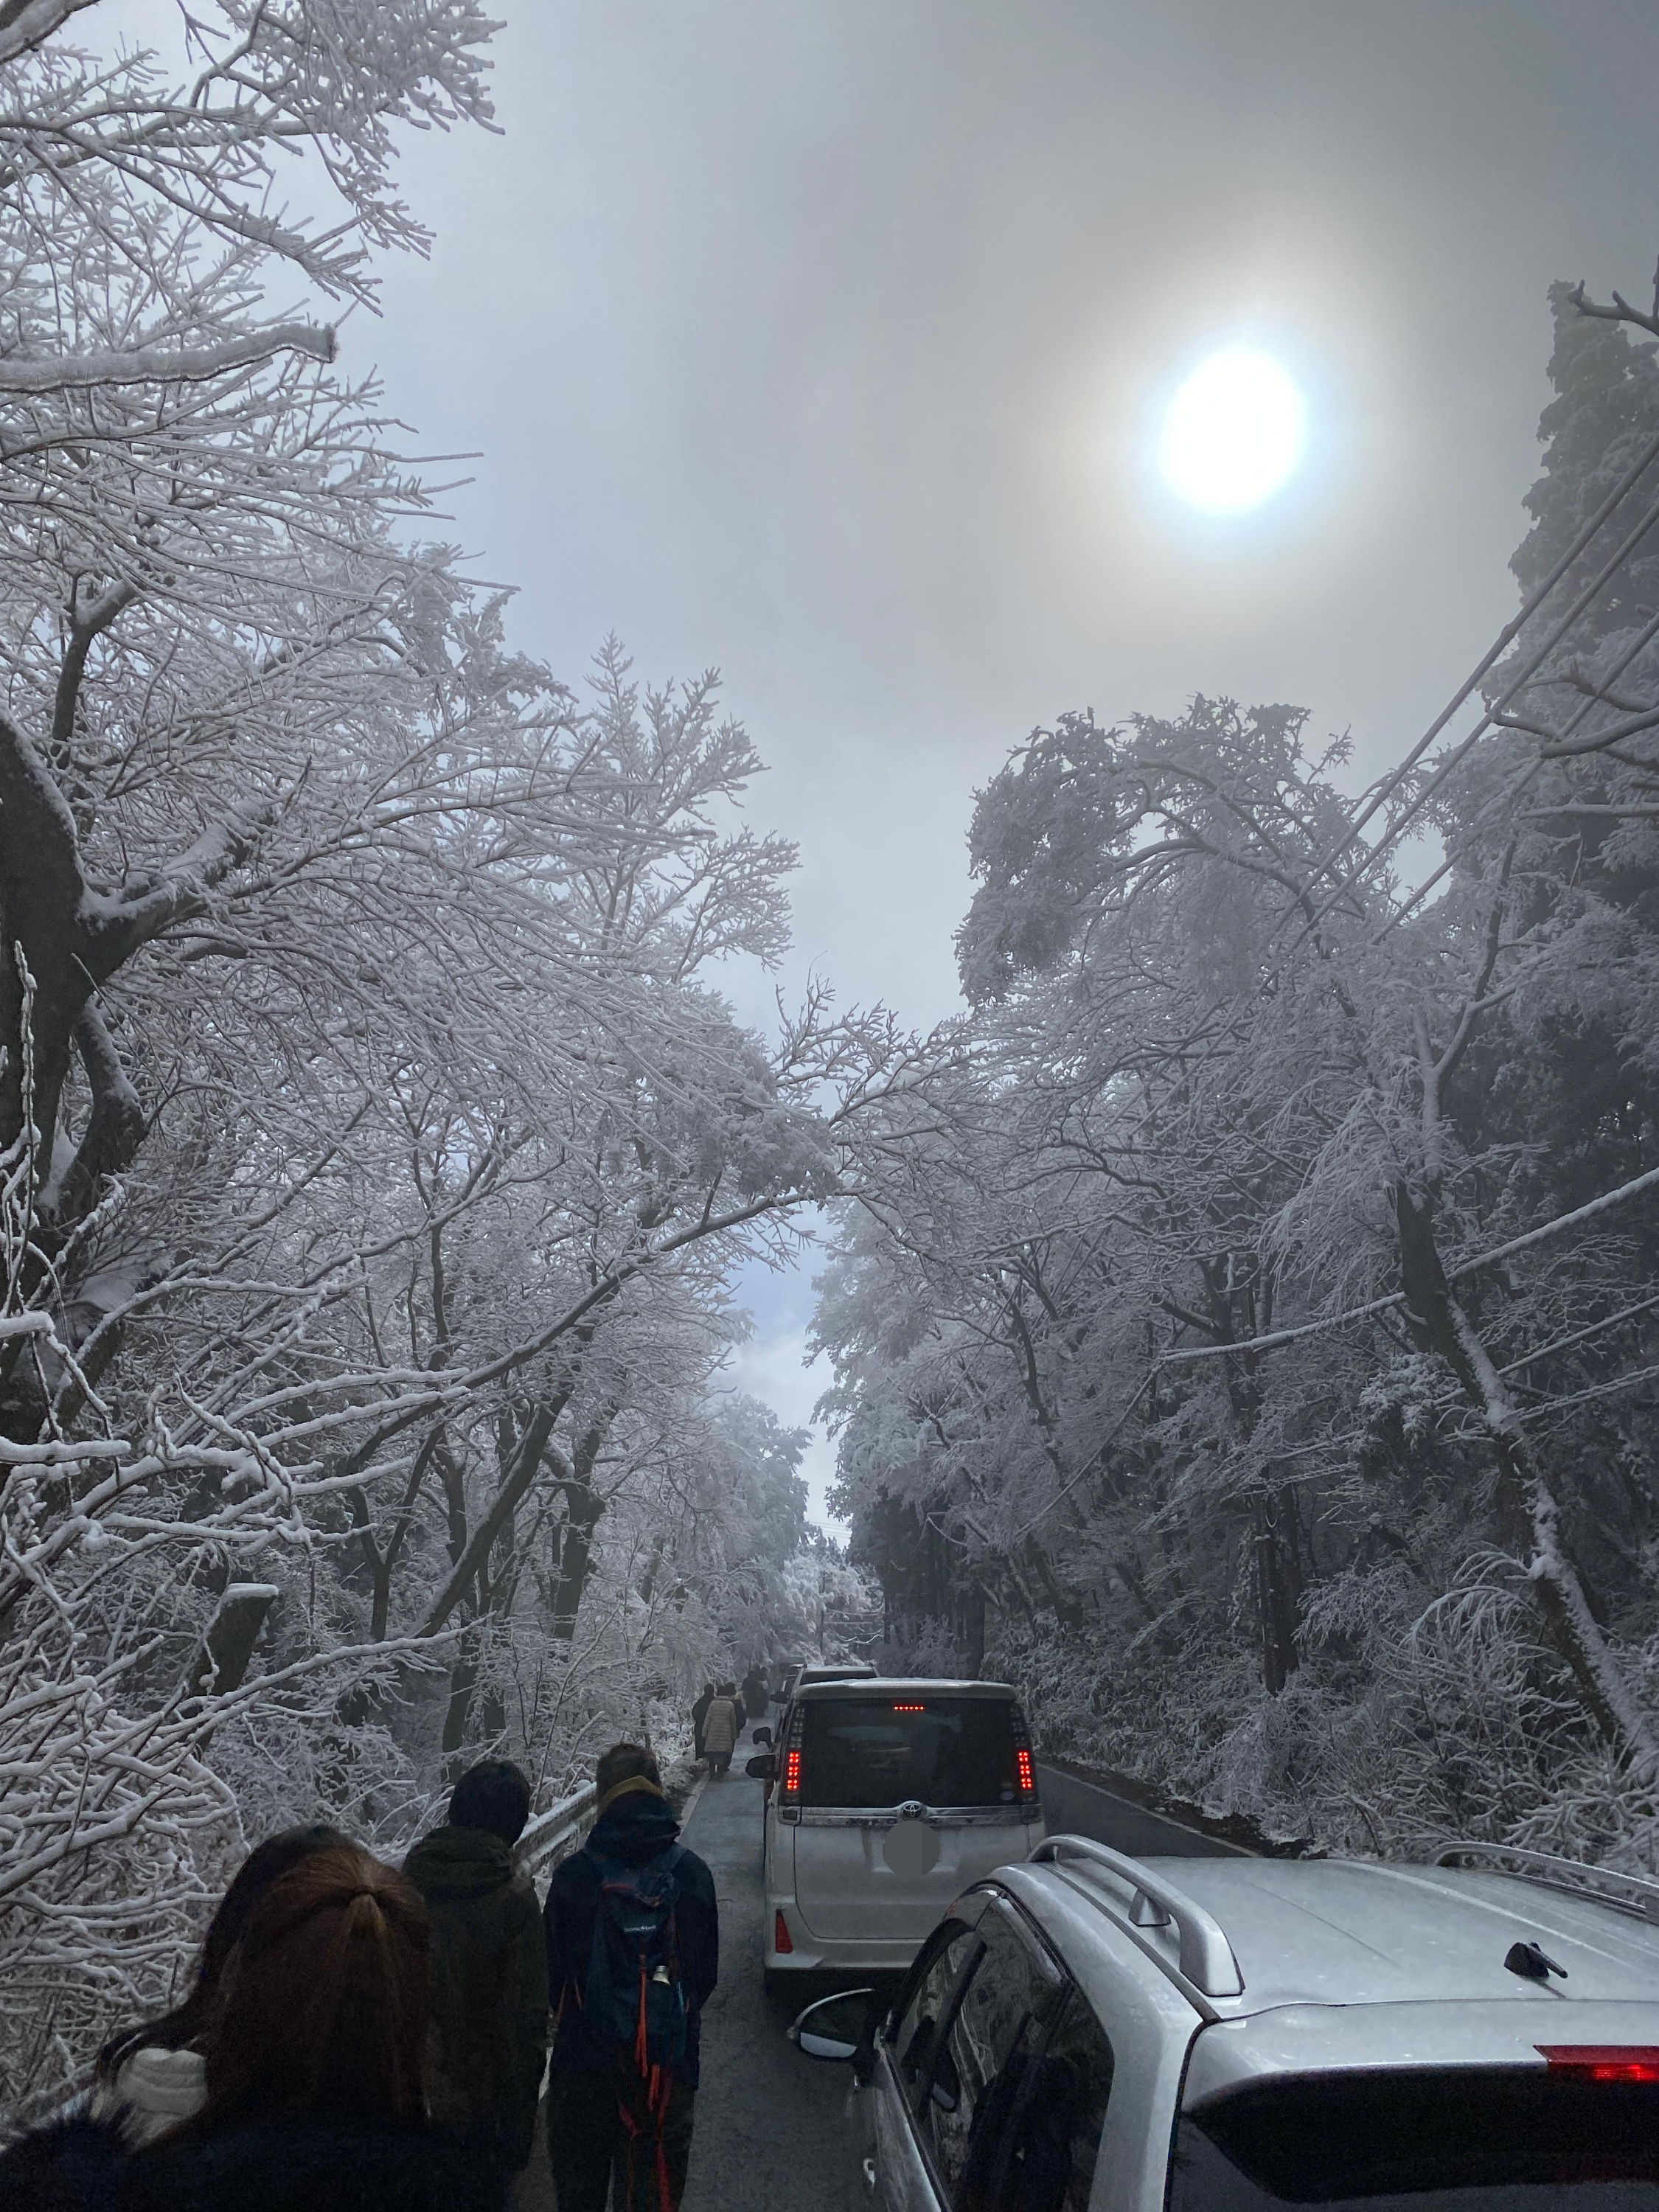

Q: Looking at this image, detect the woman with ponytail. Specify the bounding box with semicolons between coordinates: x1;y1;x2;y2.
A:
1;1846;510;2212
91;1823;351;2149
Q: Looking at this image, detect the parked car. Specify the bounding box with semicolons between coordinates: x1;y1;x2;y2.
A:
748;1677;1044;1990
775;1658;878;1703
790;1835;1659;2212
754;1659;884;1803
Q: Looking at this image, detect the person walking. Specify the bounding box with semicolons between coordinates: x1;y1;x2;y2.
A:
689;1682;714;1762
543;1742;717;2212
700;1683;741;1778
403;1759;548;2171
740;1665;769;1733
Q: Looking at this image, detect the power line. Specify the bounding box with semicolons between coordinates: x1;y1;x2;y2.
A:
1374;591;1659;945
1326;421;1659;850
1498;1290;1659;1377
1161;1159;1659;1365
1300;462;1659;941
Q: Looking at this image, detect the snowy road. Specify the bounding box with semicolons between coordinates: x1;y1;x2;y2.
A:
516;1740;1238;2211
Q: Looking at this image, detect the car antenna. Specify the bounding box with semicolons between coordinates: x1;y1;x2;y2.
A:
1504;1941;1568;1982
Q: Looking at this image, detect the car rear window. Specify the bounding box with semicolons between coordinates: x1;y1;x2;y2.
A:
798;1696;1021;1808
1170;2071;1659;2212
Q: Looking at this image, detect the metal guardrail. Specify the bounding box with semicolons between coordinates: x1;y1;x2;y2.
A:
15;1782;601;2136
514;1781;599;1884
1030;1833;1245;1997
1435;1839;1659;1922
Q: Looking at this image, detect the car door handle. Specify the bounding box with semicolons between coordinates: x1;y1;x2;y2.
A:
861;2155;878;2191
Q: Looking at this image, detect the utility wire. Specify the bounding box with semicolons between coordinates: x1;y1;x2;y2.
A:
1498;1290;1659;1377
1374;591;1659;945
1298;466;1659;942
1161;1158;1659;1364
1296;423;1659;910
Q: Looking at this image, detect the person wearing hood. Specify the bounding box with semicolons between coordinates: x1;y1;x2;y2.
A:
543;1742;717;2212
402;1759;547;2170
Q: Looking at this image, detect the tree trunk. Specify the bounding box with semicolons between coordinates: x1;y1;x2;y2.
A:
1394;1186;1656;1764
1252;1489;1301;1696
547;1478;605;1641
963;1582;987;1677
181;1583;278;1702
441;1641;478;1778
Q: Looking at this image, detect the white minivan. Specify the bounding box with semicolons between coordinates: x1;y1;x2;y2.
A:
750;1677;1045;1990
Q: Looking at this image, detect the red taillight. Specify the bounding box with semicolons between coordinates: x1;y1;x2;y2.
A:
893;1703;926;1711
1009;1705;1038;1809
777;1705;804;1815
1540;2045;1659;2081
773;1910;794;1955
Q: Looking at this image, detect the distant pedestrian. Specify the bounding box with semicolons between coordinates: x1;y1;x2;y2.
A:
740;1666;769;1730
543;1742;718;2212
690;1682;714;1761
700;1684;741;1778
403;1759;548;2171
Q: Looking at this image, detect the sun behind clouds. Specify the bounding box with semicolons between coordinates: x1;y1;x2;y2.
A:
1159;348;1307;514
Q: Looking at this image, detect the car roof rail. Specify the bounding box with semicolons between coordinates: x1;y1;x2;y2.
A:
1031;1834;1245;1997
1434;1840;1659;1923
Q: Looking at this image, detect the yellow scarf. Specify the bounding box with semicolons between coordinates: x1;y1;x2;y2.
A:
595;1773;667;1817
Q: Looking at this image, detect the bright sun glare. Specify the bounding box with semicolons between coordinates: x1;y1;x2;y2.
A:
1159;349;1307;515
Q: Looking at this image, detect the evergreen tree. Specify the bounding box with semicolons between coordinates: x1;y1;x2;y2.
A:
1512;279;1659;642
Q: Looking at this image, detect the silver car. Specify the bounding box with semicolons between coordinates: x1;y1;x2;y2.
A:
793;1835;1659;2211
776;1660;880;1703
751;1677;1045;1988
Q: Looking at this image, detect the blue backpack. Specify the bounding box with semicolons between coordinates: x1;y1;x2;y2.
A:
582;1843;689;2075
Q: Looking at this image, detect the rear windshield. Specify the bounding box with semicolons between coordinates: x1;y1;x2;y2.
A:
1170;2072;1659;2212
798;1697;1020;1809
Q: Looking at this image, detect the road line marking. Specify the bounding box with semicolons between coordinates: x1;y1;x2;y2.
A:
1037;1762;1254;1856
679;1767;712;1832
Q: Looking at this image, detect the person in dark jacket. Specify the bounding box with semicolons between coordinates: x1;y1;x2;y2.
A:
740;1666;769;1730
0;1844;509;2212
543;1743;718;2212
689;1683;713;1761
0;2109;507;2212
403;1759;548;2170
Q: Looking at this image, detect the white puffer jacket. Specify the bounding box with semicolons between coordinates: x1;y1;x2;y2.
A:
90;2044;206;2147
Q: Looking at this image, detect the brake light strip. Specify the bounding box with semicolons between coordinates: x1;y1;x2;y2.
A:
1540;2045;1659;2081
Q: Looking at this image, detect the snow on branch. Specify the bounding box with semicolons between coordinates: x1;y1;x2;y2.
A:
0;0;99;68
0;324;338;394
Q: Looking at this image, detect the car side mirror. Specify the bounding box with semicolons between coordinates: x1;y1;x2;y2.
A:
789;1989;874;2064
745;1753;776;1780
754;1725;773;1747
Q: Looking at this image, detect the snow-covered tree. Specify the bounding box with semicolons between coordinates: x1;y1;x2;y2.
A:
821;279;1659;1865
0;3;888;2114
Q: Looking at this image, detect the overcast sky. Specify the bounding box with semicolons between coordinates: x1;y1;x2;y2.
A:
380;0;1659;1531
112;0;1659;1525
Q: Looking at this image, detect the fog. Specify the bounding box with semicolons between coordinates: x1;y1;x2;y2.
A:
359;0;1659;1016
92;0;1659;1527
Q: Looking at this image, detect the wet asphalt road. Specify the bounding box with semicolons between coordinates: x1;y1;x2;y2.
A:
677;1752;866;2212
519;1738;1237;2211
1036;1763;1245;1863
